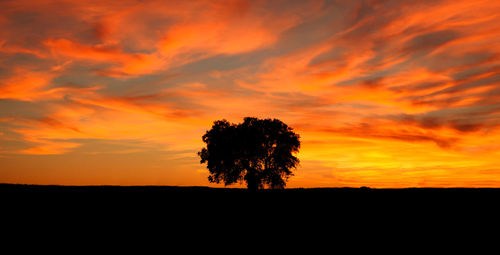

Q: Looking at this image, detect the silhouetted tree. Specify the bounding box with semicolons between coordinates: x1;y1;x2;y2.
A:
198;117;300;191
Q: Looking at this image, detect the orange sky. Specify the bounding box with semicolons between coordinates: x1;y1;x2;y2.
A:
1;0;500;188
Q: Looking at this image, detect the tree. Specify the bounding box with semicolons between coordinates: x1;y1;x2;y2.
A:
198;117;300;191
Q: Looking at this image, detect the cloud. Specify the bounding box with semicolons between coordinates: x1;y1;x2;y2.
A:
44;38;165;76
0;65;101;102
19;138;81;155
0;69;56;101
2;0;318;77
386;104;500;134
305;122;459;149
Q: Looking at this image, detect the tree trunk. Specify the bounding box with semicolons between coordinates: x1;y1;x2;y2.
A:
246;170;258;192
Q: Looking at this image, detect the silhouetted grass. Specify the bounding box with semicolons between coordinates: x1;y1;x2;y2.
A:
3;183;499;229
3;183;499;206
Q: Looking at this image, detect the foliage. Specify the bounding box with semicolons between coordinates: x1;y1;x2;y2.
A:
198;117;300;190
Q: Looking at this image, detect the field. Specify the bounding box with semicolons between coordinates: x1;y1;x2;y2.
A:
3;183;499;230
3;183;499;207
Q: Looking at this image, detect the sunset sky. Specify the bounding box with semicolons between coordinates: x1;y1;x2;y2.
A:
1;0;500;188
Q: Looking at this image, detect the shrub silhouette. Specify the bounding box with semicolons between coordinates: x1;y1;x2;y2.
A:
198;117;301;191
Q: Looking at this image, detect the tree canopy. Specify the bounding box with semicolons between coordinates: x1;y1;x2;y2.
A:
198;117;300;190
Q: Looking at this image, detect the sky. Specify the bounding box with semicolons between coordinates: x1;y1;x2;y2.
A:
1;0;500;188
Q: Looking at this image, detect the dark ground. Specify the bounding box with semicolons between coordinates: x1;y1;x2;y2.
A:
4;182;500;196
3;183;500;236
3;183;499;208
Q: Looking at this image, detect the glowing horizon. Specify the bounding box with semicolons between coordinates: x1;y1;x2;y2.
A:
2;0;500;188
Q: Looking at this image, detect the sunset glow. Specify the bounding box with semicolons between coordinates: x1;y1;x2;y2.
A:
2;0;500;188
